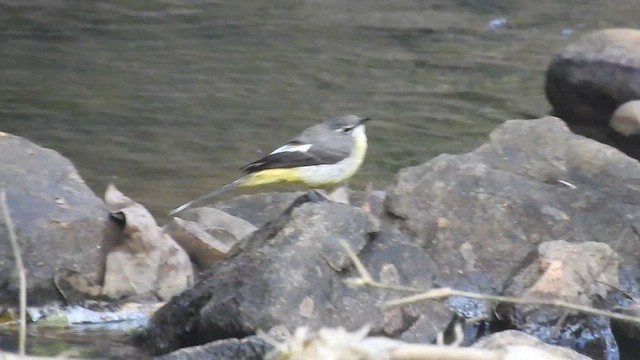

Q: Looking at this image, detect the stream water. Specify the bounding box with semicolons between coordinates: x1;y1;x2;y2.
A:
1;0;638;357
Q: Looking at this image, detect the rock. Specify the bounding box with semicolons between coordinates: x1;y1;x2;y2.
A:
213;192;304;228
610;100;640;137
351;186;387;219
102;185;194;301
53;268;103;304
156;335;270;360
611;303;640;357
144;196;454;354
166;218;237;269
0;133;119;306
546;28;640;126
212;189;387;229
504;241;619;360
166;207;257;269
473;330;593;360
328;185;350;204
511;241;618;306
176;207;258;240
386;116;640;291
385;117;640;357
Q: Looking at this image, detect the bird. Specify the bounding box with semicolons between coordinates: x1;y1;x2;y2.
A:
169;114;370;216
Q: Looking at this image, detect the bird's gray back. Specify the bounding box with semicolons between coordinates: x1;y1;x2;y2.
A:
292;123;352;162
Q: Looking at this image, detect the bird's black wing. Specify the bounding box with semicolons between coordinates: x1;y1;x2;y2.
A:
240;140;349;174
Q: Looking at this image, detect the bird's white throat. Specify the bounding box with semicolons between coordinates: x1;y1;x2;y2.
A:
297;124;368;186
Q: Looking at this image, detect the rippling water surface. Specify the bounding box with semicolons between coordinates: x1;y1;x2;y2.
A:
0;0;638;356
1;0;638;217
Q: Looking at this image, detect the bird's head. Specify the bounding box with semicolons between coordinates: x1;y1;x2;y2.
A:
323;115;371;137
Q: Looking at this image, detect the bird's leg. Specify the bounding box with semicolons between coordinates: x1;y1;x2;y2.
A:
305;184;351;204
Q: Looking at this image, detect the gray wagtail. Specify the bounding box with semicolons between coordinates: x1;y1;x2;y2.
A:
169;114;370;215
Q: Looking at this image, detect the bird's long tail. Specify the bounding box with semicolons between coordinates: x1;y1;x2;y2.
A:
169;177;247;216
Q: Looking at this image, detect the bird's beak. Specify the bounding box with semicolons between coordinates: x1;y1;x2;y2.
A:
359;118;371;125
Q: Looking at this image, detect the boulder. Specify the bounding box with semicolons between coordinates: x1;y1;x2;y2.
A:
386;116;640;291
147;117;640;357
0;132;119;306
545;28;640;126
385;117;640;358
145;196;454;354
473;330;593;360
156;336;270;360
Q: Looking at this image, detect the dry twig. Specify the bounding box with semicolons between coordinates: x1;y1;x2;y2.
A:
340;240;640;326
339;240;423;293
383;288;640;325
1;190;26;356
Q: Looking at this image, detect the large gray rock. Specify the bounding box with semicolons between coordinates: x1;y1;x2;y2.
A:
0;133;118;306
386;116;640;292
385;117;640;358
156;336;270;360
146;197;454;354
545;28;640;127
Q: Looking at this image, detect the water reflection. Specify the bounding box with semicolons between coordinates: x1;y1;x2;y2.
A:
0;321;148;358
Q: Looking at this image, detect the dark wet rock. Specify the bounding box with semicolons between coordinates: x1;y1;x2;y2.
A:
545;29;640;160
546;29;640;127
473;330;593;360
504;241;619;360
156;335;270;360
145;197;454;354
611;303;640;358
385;117;640;357
0;132;119;306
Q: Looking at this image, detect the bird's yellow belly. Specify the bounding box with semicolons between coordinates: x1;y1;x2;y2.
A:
238;168;306;187
238;131;368;188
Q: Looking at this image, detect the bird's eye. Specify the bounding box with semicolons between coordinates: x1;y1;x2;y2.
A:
340;126;353;133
